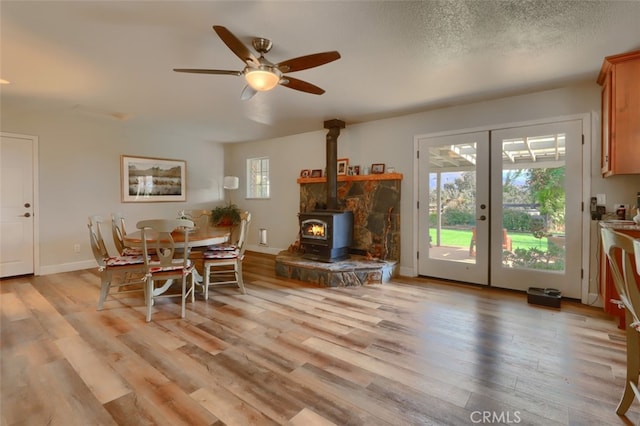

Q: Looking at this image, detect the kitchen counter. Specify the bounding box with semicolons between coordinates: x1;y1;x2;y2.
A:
599;220;640;231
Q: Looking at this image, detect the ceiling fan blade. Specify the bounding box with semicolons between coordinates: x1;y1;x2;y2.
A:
276;51;341;73
173;68;241;76
280;76;325;95
240;85;257;101
213;25;259;66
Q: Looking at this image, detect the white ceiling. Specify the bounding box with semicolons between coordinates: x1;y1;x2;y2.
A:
2;1;639;143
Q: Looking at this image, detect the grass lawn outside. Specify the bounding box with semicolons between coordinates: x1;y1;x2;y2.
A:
429;228;553;251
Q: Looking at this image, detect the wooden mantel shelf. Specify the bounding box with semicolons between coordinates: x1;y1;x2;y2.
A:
297;172;403;184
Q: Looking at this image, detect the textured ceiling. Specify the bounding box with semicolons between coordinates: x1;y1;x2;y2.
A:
1;1;639;143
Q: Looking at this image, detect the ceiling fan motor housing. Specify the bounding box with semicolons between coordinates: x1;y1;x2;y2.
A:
252;38;273;55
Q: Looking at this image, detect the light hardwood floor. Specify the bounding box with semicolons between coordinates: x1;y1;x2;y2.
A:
2;251;639;425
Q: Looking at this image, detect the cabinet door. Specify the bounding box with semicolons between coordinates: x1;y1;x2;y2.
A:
611;58;640;174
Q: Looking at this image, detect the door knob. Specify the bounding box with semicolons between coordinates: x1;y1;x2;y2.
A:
23;213;31;217
24;203;31;208
478;215;486;221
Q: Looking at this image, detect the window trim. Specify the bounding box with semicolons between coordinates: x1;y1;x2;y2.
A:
246;156;270;199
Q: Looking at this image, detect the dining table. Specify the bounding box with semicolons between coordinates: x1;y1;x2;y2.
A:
123;225;230;295
122;226;229;249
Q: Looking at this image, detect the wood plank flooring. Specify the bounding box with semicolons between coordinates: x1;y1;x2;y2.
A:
2;251;639;425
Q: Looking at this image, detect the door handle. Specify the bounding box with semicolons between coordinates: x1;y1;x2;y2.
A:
477;215;486;221
23;212;31;218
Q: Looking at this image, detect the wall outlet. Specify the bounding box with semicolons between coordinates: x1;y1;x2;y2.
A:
259;228;268;245
74;244;81;253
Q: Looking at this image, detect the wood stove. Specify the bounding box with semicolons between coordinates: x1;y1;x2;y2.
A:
299;210;353;262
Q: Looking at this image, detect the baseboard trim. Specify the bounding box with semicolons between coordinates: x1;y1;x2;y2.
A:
399;266;415;277
245;245;283;256
39;259;96;276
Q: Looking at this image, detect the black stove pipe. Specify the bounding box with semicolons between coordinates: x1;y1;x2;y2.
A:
323;119;346;210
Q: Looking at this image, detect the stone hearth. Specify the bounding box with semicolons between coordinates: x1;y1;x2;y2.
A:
275;251;396;287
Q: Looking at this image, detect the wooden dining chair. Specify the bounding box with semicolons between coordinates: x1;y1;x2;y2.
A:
635;239;640;278
111;212;143;255
601;227;640;415
469;227;512;256
137;218;196;322
184;209;212;230
182;209;212;259
201;211;251;299
88;215;146;310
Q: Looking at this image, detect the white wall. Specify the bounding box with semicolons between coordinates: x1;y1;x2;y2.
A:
225;82;640;293
1;106;225;274
3;81;638;290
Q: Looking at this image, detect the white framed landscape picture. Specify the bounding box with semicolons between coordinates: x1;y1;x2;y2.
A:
121;155;186;202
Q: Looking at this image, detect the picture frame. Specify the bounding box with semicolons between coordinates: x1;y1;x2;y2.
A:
347;165;360;176
337;158;349;175
311;169;323;178
121;155;186;202
300;169;311;178
371;163;385;174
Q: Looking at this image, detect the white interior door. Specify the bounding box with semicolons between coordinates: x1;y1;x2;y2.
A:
490;120;583;298
1;134;36;277
418;131;490;284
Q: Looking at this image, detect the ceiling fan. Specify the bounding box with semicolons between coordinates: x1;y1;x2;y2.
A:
174;25;341;100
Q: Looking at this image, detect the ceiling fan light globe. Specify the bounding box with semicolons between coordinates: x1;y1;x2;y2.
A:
245;69;279;91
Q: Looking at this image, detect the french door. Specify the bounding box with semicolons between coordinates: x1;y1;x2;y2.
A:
418;119;583;298
418;131;489;285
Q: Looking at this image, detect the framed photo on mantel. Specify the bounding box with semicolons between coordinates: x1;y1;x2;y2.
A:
121;155;186;202
337;158;349;175
371;163;385;174
347;165;360;176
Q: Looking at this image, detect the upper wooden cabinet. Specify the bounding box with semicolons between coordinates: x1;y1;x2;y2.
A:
597;50;640;176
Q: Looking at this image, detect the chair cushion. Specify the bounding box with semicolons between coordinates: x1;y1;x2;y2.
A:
148;259;193;274
203;249;239;259
105;255;146;266
206;244;237;251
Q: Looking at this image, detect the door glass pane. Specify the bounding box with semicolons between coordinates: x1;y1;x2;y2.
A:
500;133;566;272
428;142;477;264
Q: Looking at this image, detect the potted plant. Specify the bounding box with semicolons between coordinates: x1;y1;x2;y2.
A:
211;203;241;227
